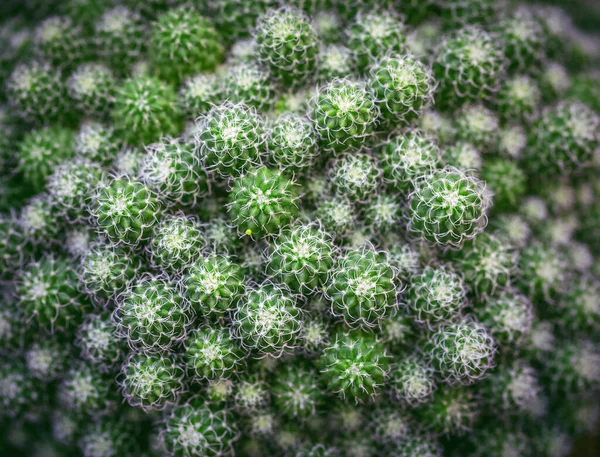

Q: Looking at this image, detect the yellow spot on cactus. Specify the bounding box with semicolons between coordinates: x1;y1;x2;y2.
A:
245;229;253;236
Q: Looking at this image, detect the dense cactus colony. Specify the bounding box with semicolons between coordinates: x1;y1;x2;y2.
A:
0;1;599;457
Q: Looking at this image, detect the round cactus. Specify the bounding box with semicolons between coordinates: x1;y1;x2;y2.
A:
74;121;123;166
328;152;382;203
178;73;223;119
272;360;322;419
148;214;206;274
414;385;479;436
228;166;300;238
18;194;62;246
184;326;246;381
380;130;441;193
77;242;142;302
139;137;210;208
67;63;117;119
362;193;403;234
78;418;140;457
517;243;567;301
496;124;527;160
76;313;125;372
0;213;29;280
327;247;399;329
267;223;335;294
433;26;506;108
481;158;527;211
223;64;277;113
525;101;600;175
318;329;390;401
232;283;303;356
161;397;240;457
369;54;435;124
7;61;71;125
317;45;354;84
150;7;224;84
389;356;436;406
496;8;547;74
91;174;164;246
58;362;117;417
454;104;500;152
346;10;407;72
25;339;70;382
550;277;600;335
111;76;183;146
385;434;443;457
423;319;496;385
405;265;467;326
183;253;246;319
443;142;482;173
195;102;265;179
495;74;541;123
113;275;194;352
311;78;380;153
119;352;185;411
266;113;318;175
34;16;90;70
481;359;542;415
18;254;87;333
17;126;75;192
408;167;490;248
0;360;42;419
255;7;320;88
47;158;104;223
94;6;147;73
234;374;271;412
315;195;357;238
451;232;518;298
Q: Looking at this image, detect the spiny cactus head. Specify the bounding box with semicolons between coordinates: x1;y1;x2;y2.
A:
362;193;402;234
315;195;357;238
0;360;42;419
423;319;496;385
497;124;527;160
25;339;70;382
318;329;391;402
405;265;467;326
233;283;303;357
183;326;246;381
139;136;210;208
76;313;125;372
455;104;500;152
390;356;436;406
272;360;323;419
58;362;116;417
267;223;336;294
149;6;224;84
495;74;541;123
18;254;87;333
91;174;164;246
228;166;300;238
346;9;407;72
223;63;277;113
111;75;182;145
195;101;265;179
67;63;117;118
311;78;380;153
327;246;400;329
517;242;567;301
317;45;354;83
119;353;185;411
328;152;382;203
113;274;194;352
255;6;320;88
161;398;240;457
408;167;490;249
443;142;482;173
433;26;506;108
148;213;206;274
18;194;61;246
183;252;246;319
414;385;479;436
369;54;435;124
266;113;318;175
380;130;441;192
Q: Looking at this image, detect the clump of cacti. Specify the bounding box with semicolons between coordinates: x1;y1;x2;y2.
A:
0;1;599;456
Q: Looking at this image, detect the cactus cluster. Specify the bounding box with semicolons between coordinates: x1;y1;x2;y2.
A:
0;1;600;457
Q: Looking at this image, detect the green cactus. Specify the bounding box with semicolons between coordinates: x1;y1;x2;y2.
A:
327;247;399;329
150;7;224;84
255;7;320;88
228;166;300;238
272;360;323;419
266;113;318;175
223;64;277;113
328;152;382;203
389;356;436;406
76;313;125;372
67;63;116;119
